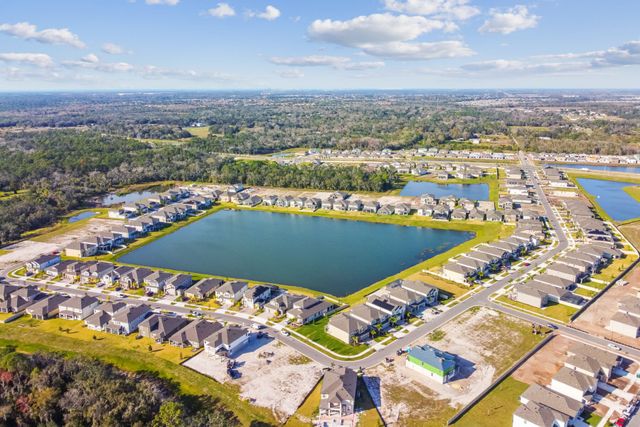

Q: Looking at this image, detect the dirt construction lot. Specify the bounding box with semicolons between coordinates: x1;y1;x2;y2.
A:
0;240;59;270
183;336;323;422
573;265;640;349
364;307;544;427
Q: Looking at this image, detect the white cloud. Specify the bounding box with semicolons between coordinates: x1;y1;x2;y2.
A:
269;55;386;70
461;59;583;74
278;69;304;79
384;0;480;20
307;14;472;61
140;65;233;81
63;55;134;72
247;5;281;21
0;22;85;48
269;55;351;67
308;13;453;47
102;42;128;55
479;5;539;35
145;0;180;5
0;52;54;68
208;3;235;18
362;40;473;60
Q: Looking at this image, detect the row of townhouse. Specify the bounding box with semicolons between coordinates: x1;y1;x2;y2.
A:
514;241;623;309
108;187;213;219
562;199;615;243
542;167;574;188
513;343;621;427
417;195;539;223
327;279;439;345
308;147;517;161
442;220;546;284
532;153;640;165
67;194;216;258
0;283;44;314
23;291;252;357
381;162;488;179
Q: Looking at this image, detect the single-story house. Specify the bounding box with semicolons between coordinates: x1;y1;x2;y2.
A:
169;319;223;348
184;278;223;300
138;314;189;343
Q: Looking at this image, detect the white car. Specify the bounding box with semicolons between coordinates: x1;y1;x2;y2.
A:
608;343;622;351
280;330;290;336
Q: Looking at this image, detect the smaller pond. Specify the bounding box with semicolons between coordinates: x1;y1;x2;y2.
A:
549;163;640;175
101;190;160;206
68;211;98;223
577;178;640;222
400;181;490;200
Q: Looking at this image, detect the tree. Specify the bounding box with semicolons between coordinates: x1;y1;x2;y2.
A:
153;401;185;427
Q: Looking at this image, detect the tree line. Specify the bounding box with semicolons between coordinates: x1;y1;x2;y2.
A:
0;346;236;426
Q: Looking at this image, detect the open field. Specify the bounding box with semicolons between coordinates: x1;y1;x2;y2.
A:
185;126;210;138
364;307;545;426
184;337;323;423
0;317;275;426
0;240;60;270
624;185;640;203
495;295;578;323
621;221;640;250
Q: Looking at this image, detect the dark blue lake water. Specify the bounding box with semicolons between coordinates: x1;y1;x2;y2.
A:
101;190;159;206
119;209;474;296
68;211;97;223
577;178;640;222
549;163;640;174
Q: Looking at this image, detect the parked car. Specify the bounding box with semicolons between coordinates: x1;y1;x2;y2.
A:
251;323;263;330
547;323;558;330
615;417;627;427
608;343;622;351
280;330;290;336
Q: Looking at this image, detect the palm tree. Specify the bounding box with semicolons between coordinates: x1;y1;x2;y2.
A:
389;316;399;327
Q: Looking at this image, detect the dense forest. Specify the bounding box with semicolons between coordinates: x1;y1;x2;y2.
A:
0;130;397;245
0;346;235;426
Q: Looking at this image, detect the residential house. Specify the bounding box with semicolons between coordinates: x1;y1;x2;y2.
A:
84;302;126;331
406;344;457;383
513;384;583;427
184;278;223;300
549;367;597;403
362;201;380;213
215;281;248;305
326;313;370;345
164;274;193;296
169;319;223;348
305;198;321;211
442;261;477;283
26;254;60;273
105;304;152;335
287;297;334;324
144;271;173;294
242;285;276;309
58;295;100;320
264;293;306;316
451;208;468;220
394;203;411;215
432;205;450;220
26;294;69;320
318;367;358;425
420;193;437;205
138;314;189;343
102;265;135;287
65;240;98;258
0;285;41;313
119;267;153;289
609;298;640;338
45;260;75;277
204;325;250;357
80;262;115;284
377;204;395;215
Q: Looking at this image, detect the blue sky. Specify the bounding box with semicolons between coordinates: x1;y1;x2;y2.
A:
0;0;639;90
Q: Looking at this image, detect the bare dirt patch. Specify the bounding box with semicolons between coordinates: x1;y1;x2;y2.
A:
183;336;322;422
40;218;125;247
0;240;60;270
572;266;640;349
365;307;543;426
512;334;572;386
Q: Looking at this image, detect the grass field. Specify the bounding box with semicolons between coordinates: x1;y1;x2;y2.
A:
620;221;640;250
185;126;210;138
624;185;640;203
591;255;638;282
495;295;577;323
284;380;321;427
295;316;369;356
0;317;275;426
453;376;528;427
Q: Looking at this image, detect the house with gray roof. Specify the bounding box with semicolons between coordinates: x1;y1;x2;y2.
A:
58;295;99;320
264;293;306;316
119;267;153;289
164;274;193;296
139;314;189;343
105;304;152;335
516;383;583;427
549;367;598;403
318;367;358;424
184;278;223;300
286;297;334;324
169;319;223;348
242;284;277;309
326;313;370;345
84;302;127;331
204;325;250;357
215;281;248;305
26;254;60;273
26;294;69;320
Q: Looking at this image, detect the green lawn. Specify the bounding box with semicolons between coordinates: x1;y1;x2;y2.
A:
623;185;640;203
573;287;597;298
454;377;528;427
0;249;10;256
495;295;577;323
185;126;210;138
295;316;369;356
285;380;321;427
591;255;638;282
0;317;275;426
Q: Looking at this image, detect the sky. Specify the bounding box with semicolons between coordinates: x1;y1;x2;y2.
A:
0;0;639;91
